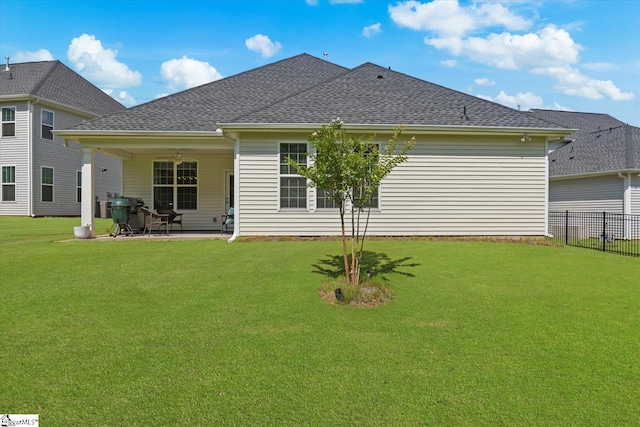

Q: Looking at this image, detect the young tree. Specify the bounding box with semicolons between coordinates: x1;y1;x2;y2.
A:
288;118;414;286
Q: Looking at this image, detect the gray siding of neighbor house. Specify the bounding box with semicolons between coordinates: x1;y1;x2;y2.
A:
31;105;121;216
549;175;623;213
0;101;30;215
238;133;548;236
122;152;234;231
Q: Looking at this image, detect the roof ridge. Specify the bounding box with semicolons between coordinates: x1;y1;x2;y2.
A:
624;125;636;169
225;61;353;123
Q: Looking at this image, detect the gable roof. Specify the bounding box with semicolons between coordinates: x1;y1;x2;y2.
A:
229;62;562;129
64;54;569;135
70;53;349;132
0;60;125;117
529;109;640;176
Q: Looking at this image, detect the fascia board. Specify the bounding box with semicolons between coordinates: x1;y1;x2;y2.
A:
1;94;98;119
217;122;575;137
54;129;225;140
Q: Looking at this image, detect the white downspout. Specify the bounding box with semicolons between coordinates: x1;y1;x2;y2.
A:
27;100;34;216
227;132;240;242
618;172;631;239
544;137;550;236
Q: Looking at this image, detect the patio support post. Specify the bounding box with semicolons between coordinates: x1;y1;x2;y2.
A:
81;147;96;237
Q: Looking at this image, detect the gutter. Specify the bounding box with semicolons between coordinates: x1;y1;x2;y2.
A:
216;122;575;137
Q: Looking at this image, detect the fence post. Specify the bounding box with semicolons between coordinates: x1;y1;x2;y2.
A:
565;210;569;245
602;211;606;252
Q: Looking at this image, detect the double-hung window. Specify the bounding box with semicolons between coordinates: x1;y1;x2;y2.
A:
279;143;307;209
316;188;338;209
41;166;54;202
354;143;380;209
42;110;54;140
153;161;198;210
1;166;16;202
1;107;16;137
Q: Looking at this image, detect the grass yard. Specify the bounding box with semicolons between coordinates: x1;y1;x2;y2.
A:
1;217;639;425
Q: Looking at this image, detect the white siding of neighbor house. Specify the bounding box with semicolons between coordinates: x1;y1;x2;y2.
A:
0;101;30;215
631;175;640;215
0;101;122;216
237;133;548;236
549;175;623;213
122;152;234;231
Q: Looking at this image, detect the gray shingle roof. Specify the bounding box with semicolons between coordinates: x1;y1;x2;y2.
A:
233;62;564;128
72;53;349;132
0;60;125;117
69;54;567;133
529;110;640;176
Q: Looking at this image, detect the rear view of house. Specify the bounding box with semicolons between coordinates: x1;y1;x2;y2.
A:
57;53;573;238
0;59;125;216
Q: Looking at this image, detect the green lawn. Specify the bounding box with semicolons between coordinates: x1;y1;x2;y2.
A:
1;217;639;426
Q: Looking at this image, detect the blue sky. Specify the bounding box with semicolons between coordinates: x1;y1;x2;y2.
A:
2;0;638;125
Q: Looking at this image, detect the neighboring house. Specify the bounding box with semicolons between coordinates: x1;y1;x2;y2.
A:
56;53;571;238
0;59;125;216
529;109;640;219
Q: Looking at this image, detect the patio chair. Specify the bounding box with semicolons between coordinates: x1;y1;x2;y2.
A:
221;207;234;234
140;207;169;236
157;207;183;233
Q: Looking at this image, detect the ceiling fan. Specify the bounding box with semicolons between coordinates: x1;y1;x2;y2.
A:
156;152;185;165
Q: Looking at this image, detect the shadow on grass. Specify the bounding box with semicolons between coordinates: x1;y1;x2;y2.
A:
312;250;419;279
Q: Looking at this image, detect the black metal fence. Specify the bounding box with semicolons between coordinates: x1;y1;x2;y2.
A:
548;211;640;257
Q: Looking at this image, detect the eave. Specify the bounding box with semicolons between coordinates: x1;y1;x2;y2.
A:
0;94;99;119
218;122;576;137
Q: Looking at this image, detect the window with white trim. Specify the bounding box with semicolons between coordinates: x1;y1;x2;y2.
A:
76;171;82;203
153;161;198;210
279;143;307;209
41;110;54;140
354;143;380;209
1;166;16;202
41;166;54;202
316;188;338;209
1;107;16;137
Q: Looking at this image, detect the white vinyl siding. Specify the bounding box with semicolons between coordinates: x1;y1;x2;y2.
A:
549;175;623;213
631;175;640;215
238;134;548;236
0;102;29;215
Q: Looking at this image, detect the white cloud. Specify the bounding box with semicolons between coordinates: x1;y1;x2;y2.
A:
160;56;223;91
306;0;318;4
13;49;54;62
245;34;283;58
478;90;544;111
362;23;382;38
582;62;616;72
330;0;363;3
474;77;495;86
389;0;531;38
440;59;457;67
102;89;135;106
426;24;633;101
67;34;142;88
426;25;581;70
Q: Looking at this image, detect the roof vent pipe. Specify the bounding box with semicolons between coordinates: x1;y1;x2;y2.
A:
323;52;328;61
4;56;9;71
